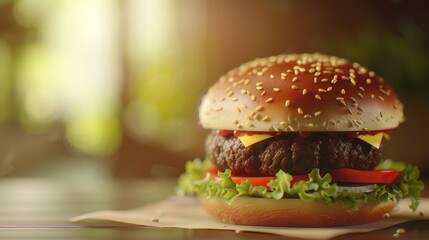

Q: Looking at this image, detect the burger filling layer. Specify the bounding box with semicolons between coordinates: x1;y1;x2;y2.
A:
205;130;383;176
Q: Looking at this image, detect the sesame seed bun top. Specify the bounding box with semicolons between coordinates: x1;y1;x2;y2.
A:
199;53;404;132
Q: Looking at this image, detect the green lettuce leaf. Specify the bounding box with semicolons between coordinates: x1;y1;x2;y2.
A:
177;159;424;210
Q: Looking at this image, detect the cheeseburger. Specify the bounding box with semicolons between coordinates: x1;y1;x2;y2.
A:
177;53;424;227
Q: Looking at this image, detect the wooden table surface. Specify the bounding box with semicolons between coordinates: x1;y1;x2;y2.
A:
0;178;428;240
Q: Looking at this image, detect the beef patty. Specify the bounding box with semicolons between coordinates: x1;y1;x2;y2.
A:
205;131;384;176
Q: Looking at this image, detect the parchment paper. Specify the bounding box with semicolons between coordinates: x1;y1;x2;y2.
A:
71;198;429;240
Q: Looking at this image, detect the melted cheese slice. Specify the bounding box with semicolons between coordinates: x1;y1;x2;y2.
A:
237;133;274;147
237;132;387;149
357;132;385;149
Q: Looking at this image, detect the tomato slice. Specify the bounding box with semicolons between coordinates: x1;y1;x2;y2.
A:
330;168;401;184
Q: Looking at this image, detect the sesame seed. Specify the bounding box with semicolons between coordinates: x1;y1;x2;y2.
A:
241;104;248;109
341;76;349;80
257;71;263;76
350;78;357;86
232;98;238;101
358;92;364;99
379;87;391;96
359;86;365;92
315;94;322;100
244;79;249;85
256;86;263;90
281;72;287;77
350;72;356;78
335;68;344;73
232;120;239;124
369;71;375;77
236;108;241;112
314;72;321;76
291;85;299;90
273;88;280;92
359;67;367;74
347;109;353;114
236;123;243;128
151;218;159;222
350;97;357;103
285;100;291;107
256;82;263;86
371;94;375;99
262;116;270;121
292;77;298;82
304;114;312;119
280;121;287;125
393;233;400;238
366;78;372;84
314;77;318;83
261;91;266;96
227;90;234;96
314;111;322;116
251;95;256;101
265;97;274;103
241;89;247;94
270;74;274;79
331;78;338;84
378;96;385;101
339;100;347;106
298;108;304;114
396;228;405;234
255;105;263;111
341;89;346;95
302;89;308;95
294;69;299;75
336;97;344;100
327;86;333;91
318;88;327;93
352;120;360;126
220;97;226;101
321;78;328;82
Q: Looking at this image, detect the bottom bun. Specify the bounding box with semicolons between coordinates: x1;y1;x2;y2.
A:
200;196;395;227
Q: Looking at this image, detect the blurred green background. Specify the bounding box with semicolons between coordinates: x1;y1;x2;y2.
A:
0;0;428;180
